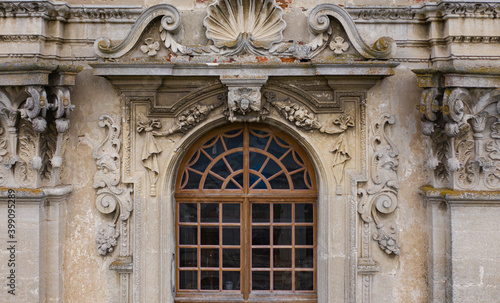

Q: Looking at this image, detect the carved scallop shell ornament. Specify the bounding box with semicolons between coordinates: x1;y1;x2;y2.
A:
203;0;286;55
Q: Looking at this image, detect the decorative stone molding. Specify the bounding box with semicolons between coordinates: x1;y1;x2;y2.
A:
414;68;500;191
0;1;142;21
93;115;133;256
95;2;395;60
358;114;400;255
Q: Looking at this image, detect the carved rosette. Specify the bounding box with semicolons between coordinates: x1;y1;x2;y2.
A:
93;115;133;256
358;114;400;255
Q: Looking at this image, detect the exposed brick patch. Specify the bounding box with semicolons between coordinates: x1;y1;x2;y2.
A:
277;0;292;10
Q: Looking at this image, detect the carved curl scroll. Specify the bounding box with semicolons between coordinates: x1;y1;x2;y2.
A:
93;115;133;256
358;114;400;255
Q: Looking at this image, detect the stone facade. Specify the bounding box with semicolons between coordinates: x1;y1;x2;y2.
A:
0;0;499;302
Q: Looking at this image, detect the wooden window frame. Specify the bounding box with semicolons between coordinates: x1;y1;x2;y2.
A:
175;124;318;303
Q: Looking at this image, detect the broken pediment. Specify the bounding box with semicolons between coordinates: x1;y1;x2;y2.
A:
94;1;395;62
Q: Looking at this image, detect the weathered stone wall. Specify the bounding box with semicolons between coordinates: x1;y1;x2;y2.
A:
0;1;499;302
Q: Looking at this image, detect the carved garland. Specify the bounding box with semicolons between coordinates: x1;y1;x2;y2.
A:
266;93;355;194
93;115;133;256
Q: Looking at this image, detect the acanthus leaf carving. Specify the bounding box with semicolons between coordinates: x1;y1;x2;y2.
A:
358;114;400;255
136;119;162;196
93;115;133;256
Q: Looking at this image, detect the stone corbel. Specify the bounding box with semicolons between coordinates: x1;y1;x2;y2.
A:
221;76;268;122
358;114;400;256
93;115;133;256
414;68;500;191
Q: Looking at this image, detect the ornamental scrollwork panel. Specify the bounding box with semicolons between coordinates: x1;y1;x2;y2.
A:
358;114;400;255
93;115;133;256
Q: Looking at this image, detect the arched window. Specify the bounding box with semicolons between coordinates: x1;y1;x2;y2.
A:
175;124;317;302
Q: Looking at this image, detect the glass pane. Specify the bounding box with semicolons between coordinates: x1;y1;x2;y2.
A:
296;248;314;268
281;151;302;172
201;248;219;268
291;170;309;189
203;136;224;159
274;271;292;290
295;226;313;245
295;204;314;223
269;173;290;189
252;204;270;223
211;159;232;179
222;204;240;223
179;271;197;290
249;129;270;149
179;226;197;245
179;203;197;222
190;150;211;172
201;227;219;245
203;173;224;189
222;129;243;150
223;271;240;290
273;203;291;222
252;227;270;245
252;271;270;290
252;248;270;268
226;151;244;172
179;248;197;267
249;151;268;172
200;203;219;223
268;136;289;159
261;158;282;179
295;271;314;291
223;227;240;245
201;271;219;290
222;249;240;268
273;226;292;246
185;170;202;189
273;248;292;268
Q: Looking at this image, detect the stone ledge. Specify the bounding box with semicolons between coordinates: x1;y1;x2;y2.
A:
0;185;73;200
419;185;500;206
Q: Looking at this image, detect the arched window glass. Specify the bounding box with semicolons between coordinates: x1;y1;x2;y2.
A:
175;124;317;302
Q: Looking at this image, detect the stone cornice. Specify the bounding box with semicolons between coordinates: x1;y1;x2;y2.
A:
1;1;498;23
91;62;398;78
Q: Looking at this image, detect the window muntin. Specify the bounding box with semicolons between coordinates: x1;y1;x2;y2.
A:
175;124;317;302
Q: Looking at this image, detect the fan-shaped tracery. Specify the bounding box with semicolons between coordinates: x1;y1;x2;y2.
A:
177;124;316;193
